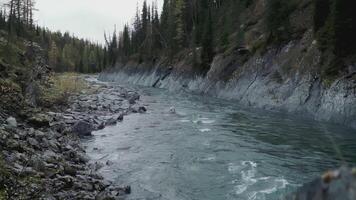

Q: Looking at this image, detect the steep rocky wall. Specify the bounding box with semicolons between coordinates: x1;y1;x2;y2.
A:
99;27;356;129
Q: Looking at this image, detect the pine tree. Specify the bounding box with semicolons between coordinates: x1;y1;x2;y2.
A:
152;3;162;51
122;24;131;57
266;0;295;42
313;0;330;33
48;41;59;69
201;7;214;73
331;0;356;56
174;0;185;48
141;0;148;44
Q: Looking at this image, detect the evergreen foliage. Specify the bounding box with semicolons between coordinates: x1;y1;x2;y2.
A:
266;0;296;43
312;0;356;77
0;0;108;73
201;7;213;73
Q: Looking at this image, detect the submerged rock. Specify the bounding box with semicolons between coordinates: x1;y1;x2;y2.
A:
138;106;147;113
117;113;124;122
169;107;176;114
105;118;118;126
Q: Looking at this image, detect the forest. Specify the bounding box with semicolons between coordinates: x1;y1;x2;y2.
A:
1;0;355;76
0;0;107;73
106;0;356;76
0;0;356;199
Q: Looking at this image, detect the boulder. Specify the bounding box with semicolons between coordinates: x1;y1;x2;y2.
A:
97;122;105;130
27;137;40;148
128;93;140;104
117;113;124;122
6;117;17;127
105;118;117;126
63;164;77;176
286;167;356;200
138;106;147;113
169;107;176;114
95;191;116;200
72;121;93;137
28;114;52;128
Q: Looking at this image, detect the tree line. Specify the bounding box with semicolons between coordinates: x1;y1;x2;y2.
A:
106;0;252;74
107;0;356;77
0;0;109;73
2;0;354;75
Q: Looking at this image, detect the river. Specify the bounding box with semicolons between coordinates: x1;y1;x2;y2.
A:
82;78;356;200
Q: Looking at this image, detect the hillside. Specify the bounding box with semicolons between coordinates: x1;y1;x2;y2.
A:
100;0;356;128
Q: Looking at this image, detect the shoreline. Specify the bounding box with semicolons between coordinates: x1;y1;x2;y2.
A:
99;67;356;130
1;75;355;199
0;75;146;199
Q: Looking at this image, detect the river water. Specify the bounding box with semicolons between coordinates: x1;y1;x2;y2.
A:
83;79;356;200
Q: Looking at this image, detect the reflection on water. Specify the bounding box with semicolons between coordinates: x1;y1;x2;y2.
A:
83;82;356;200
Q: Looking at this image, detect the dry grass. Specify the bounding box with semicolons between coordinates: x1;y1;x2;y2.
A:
40;73;88;107
53;73;87;95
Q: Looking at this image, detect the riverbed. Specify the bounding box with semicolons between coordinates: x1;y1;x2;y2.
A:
83;78;356;200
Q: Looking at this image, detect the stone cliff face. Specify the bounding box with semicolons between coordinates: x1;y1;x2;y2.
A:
99;0;356;129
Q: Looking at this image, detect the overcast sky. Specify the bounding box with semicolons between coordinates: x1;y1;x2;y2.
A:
31;0;162;44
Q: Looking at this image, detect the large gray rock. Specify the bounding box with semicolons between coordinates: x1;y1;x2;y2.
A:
286;167;356;200
72;121;93;137
128;93;140;104
27;137;40;148
105;118;117;126
28;114;52;128
6;117;17;127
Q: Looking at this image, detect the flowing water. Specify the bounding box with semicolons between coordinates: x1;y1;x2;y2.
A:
83;79;356;200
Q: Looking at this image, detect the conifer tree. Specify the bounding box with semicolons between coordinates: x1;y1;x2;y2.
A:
201;7;213;72
174;0;185;48
48;41;59;68
331;0;356;56
313;0;330;33
122;25;131;57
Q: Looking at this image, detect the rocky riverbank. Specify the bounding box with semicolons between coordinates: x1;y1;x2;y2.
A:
0;76;147;199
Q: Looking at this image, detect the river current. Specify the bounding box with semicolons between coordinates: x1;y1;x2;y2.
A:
83;78;356;200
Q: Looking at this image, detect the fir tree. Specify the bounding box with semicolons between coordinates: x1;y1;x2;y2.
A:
201;7;214;73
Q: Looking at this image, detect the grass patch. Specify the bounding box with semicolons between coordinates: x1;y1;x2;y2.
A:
40;73;88;107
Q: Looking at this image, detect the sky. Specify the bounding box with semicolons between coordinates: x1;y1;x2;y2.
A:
31;0;163;44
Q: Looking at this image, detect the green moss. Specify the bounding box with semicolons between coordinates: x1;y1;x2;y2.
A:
0;78;22;92
322;76;336;88
0;190;7;200
251;38;268;54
